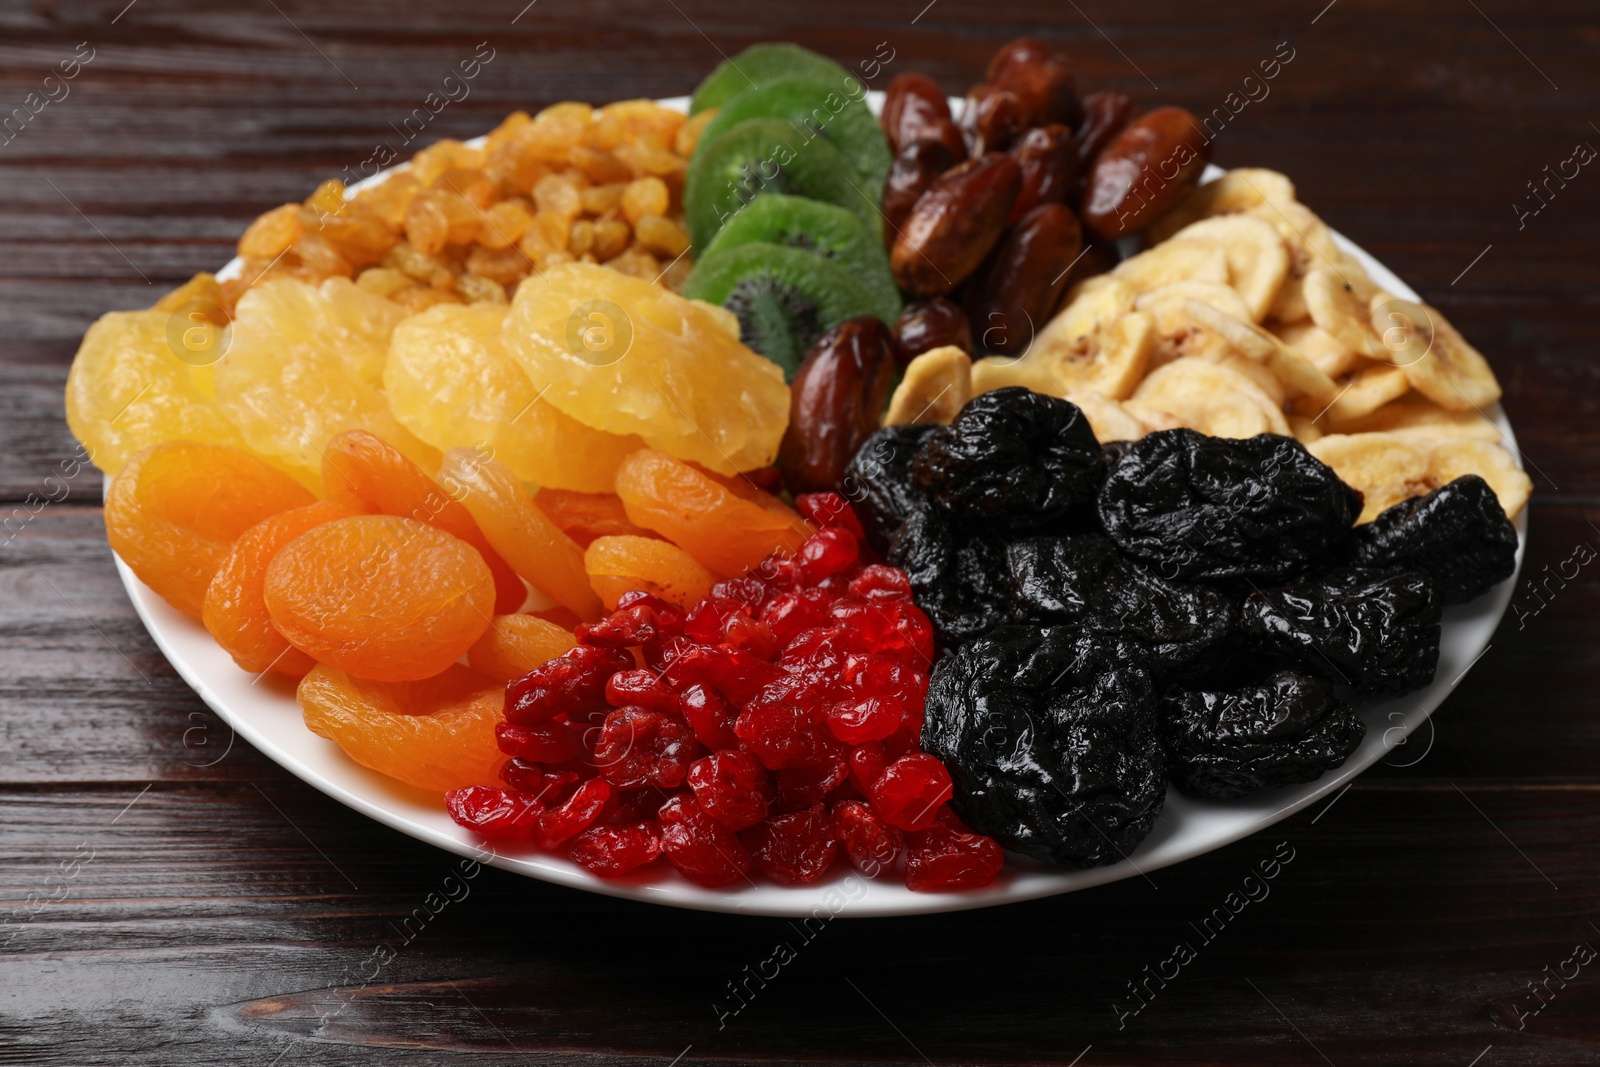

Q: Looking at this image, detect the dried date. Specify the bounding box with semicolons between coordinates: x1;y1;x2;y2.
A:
891;153;1021;297
779;317;897;495
894;298;973;363
1081;106;1212;240
963;202;1083;356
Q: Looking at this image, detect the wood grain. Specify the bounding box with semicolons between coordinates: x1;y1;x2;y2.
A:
2;0;1598;1063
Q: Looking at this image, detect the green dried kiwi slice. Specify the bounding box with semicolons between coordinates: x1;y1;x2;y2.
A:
690;43;854;115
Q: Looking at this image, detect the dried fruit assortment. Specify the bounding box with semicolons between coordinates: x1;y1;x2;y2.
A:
69;36;1528;897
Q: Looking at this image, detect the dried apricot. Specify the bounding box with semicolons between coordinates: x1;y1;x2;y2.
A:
585;535;715;610
202;500;358;677
264;515;495;681
299;663;505;792
437;448;603;621
614;449;809;576
467;613;578;682
322;430;527;613
105;441;316;618
534;489;657;547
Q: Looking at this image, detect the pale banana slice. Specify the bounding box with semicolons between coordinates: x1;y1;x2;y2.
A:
1327;393;1501;442
1335;253;1383;302
1367;294;1502;411
1273;322;1362;379
1113;239;1229;293
1246;199;1342;278
1127;357;1290;439
1183;298;1338;401
1426;438;1531;519
885;345;972;427
1045;275;1139;346
1268;273;1310;324
1064;390;1147;443
1136;281;1251;365
1148;168;1298;244
1000;307;1155;400
1306;432;1433;524
1305;268;1385;359
1167;215;1289;322
1287;414;1323;444
1319;364;1411;424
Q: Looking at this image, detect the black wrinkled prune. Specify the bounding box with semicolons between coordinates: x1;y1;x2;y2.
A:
1350;475;1518;606
1241;567;1441;696
841;423;942;556
912;387;1103;532
890;507;1013;644
1097;429;1362;584
1007;534;1236;676
922;626;1166;867
1160;670;1366;799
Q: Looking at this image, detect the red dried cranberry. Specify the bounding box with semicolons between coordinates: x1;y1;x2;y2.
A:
679;683;740;750
796;528;860;583
749;552;799;591
686;749;771;830
496;721;577;764
661;643;782;706
825;696;902;744
658;795;753;887
834;798;904;877
848;564;913;601
684;595;751;643
721;615;780;660
576;604;658;647
534;777;613;849
593;706;698;790
795;492;866;539
848;741;888;794
735;699;824;770
762;588;833;645
566;820;662;878
744;804;840;884
499;758;579;801
646;633;696;672
446;786;543;839
505;644;632;725
780;626;858;676
708;576;769;611
605;668;677;712
775;754;850;810
832;599;934;665
871;753;954;831
615;590;686;634
905;811;1004;891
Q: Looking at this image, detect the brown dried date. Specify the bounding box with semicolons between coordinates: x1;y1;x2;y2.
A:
894;298;973;364
1009;124;1078;223
961;85;1029;156
986;37;1082;129
881;72;967;158
1080;106;1212;241
1074;89;1137;170
779;316;898;495
891;153;1021;298
963;203;1083;356
882;139;961;249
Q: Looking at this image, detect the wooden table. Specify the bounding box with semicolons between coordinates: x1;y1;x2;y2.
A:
3;1;1597;1063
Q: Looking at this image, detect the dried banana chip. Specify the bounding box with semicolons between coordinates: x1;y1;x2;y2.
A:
1268;273;1310;324
1167;215;1289;322
1148;168;1298;243
1113;239;1230;293
1305;268;1385;359
1127;357;1290;439
1306;432;1432;524
1319;363;1411;423
1287;414;1323;444
1427;438;1531;519
1273;322;1362;379
1136;281;1251;365
1246;199;1342;279
1367;294;1502;411
1003;308;1155;400
1184;298;1338;401
885;345;972;427
1044;275;1139;347
1064;389;1147;443
1327;393;1501;442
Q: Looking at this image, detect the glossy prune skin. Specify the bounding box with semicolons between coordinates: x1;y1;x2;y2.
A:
1007;534;1236;676
840;424;941;557
1160;670;1366;799
889;506;1013;645
1241;567;1441;696
1098;429;1361;584
1350;475;1517;606
913;388;1103;533
922;626;1165;867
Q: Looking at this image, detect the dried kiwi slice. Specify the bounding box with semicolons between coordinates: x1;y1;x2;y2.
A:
682;244;880;380
690;42;855;115
685;118;881;253
700;76;891;201
700;195;901;326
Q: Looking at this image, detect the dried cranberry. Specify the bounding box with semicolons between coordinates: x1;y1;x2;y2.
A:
849;564;913;601
687;750;771;830
446;786;543;839
795;492;866;539
679;683;740;750
750;552;800;591
566;821;662;878
797;527;861;583
505;645;632;725
605;668;677;712
905;811;1005;891
499;758;579;801
615;590;686;634
834;798;904;877
826;696;903;744
496;721;577;763
736;699;827;771
762;588;833;645
848;742;888;794
593;706;698;790
534;777;613;850
721;614;780;660
646;633;696;672
658;795;753;887
744;804;840;884
871;753;954;831
709;576;769;611
662;643;782;706
576;604;658;647
684;595;752;643
775;755;850;810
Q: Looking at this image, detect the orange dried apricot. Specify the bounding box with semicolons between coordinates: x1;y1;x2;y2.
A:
585;535;715;611
613;449;809;577
202;501;358;678
299;663;505;793
436;448;603;621
534;488;657;547
263;515;495;682
467;614;578;682
322;430;527;613
105;441;316;618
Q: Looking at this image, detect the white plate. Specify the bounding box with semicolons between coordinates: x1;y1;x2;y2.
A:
111;94;1527;917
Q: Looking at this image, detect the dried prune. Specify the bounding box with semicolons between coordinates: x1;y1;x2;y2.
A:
921;626;1165;867
1007;534;1236;676
889;506;1013;645
1350;475;1517;606
912;388;1103;532
1160;670;1366;799
1098;429;1361;584
841;424;941;557
1241;567;1441;695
